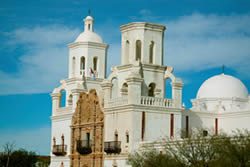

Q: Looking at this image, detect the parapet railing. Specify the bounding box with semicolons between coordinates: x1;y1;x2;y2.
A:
140;96;173;108
76;140;92;155
104;141;121;154
106;96;174;108
52;145;67;156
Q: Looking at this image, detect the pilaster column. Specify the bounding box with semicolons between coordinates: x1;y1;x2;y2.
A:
171;78;183;108
101;80;112;107
51;92;60;116
126;76;143;105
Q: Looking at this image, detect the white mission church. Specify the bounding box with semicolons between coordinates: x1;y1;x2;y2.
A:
49;15;250;167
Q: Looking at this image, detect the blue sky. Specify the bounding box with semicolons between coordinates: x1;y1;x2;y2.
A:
0;0;250;155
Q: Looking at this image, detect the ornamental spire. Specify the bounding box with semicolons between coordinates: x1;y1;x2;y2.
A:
84;11;94;32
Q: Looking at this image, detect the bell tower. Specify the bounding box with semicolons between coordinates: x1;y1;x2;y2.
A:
68;15;108;79
50;15;108;167
120;22;165;65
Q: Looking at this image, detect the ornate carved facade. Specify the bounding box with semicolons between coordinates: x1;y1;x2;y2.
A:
71;90;104;167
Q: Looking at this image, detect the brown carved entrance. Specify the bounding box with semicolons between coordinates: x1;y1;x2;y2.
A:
70;90;104;167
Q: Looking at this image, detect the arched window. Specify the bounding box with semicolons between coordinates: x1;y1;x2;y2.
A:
72;57;76;76
93;57;98;71
80;57;85;75
149;41;154;64
125;40;130;60
121;82;128;96
165;79;172;99
122;83;128;88
60;89;66;107
148;83;156;97
136;40;141;61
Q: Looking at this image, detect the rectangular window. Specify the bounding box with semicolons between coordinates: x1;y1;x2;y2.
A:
141;112;145;141
93;57;98;71
186;116;189;138
86;133;90;141
170;114;174;138
86;132;90;147
215;118;218;135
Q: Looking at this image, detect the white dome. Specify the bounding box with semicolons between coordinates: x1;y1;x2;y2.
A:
85;15;94;20
75;31;103;43
197;74;248;99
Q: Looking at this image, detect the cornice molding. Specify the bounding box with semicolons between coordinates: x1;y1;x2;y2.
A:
104;104;183;114
68;41;108;49
120;22;166;32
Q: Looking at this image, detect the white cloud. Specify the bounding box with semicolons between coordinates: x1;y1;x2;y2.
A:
0;25;80;95
0;22;122;95
164;13;250;77
1;13;250;95
0;126;51;155
130;9;160;21
11;26;79;46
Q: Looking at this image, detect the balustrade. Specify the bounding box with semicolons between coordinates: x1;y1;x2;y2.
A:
140;96;173;108
106;96;173;108
52;145;67;156
104;141;121;154
77;140;92;155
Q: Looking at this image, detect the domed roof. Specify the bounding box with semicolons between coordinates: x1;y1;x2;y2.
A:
74;15;103;43
85;15;94;20
197;74;248;99
75;31;103;43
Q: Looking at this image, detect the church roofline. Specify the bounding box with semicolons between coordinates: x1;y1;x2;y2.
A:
68;41;108;49
120;22;166;32
115;63;167;71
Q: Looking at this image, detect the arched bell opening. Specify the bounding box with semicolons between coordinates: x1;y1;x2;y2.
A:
80;56;86;75
135;40;142;61
59;89;66;107
148;83;156;97
120;82;128;96
149;41;154;64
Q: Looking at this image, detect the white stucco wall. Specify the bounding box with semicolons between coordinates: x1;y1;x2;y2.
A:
68;42;107;79
50;114;72;167
219;112;250;134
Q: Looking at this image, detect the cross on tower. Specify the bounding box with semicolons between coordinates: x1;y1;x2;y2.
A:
222;65;225;74
88;9;91;16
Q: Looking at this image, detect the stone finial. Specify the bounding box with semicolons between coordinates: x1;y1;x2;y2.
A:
53;137;56;145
